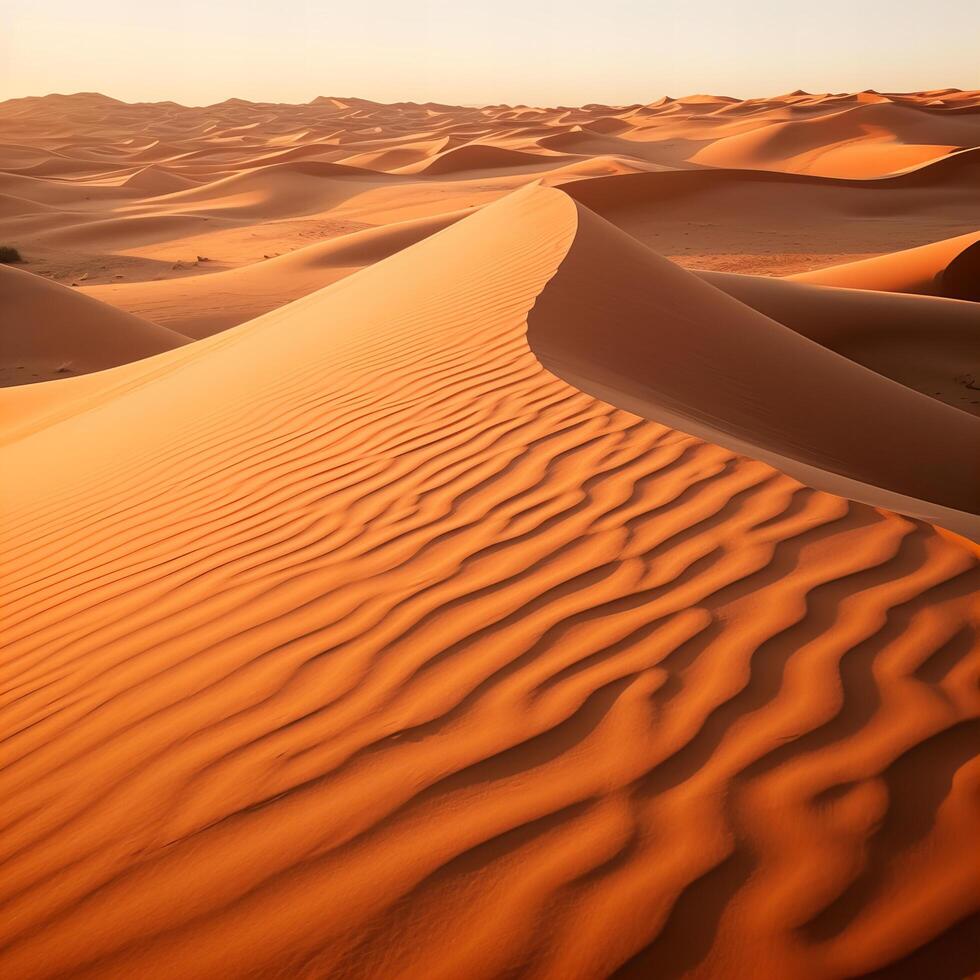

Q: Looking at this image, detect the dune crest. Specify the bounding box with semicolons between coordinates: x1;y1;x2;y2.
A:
527;199;980;538
79;207;475;338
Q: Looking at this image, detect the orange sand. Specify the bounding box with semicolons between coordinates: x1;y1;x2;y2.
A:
1;91;979;980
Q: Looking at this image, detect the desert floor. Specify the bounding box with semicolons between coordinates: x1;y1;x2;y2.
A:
1;89;979;979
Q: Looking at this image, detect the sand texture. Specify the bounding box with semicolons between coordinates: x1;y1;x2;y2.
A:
1;90;979;979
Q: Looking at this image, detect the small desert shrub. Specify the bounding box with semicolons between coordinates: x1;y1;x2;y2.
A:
0;246;22;263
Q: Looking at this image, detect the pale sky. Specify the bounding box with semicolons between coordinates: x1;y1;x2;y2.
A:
3;0;978;107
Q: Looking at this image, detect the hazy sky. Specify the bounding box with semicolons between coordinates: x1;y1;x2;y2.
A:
3;0;978;107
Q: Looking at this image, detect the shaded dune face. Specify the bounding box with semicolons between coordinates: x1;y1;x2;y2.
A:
1;186;978;980
527;201;980;537
0;263;189;384
789;231;980;301
559;152;980;241
697;270;980;420
942;239;980;301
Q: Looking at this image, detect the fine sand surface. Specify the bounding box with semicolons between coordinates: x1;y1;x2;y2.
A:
1;92;979;980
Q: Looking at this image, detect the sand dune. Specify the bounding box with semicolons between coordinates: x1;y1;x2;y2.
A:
131;160;394;220
789;230;980;300
1;93;979;980
700;270;980;419
4;89;979;285
0;263;188;384
689;101;980;177
404;143;579;176
560;151;980;270
529;199;980;536
119;166;203;195
0;191;61;218
81;208;474;337
563;147;980;212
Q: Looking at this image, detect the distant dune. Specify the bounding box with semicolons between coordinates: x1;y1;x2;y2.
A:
0;91;978;980
82;208;475;337
0;263;188;384
404;143;580;175
790;230;980;300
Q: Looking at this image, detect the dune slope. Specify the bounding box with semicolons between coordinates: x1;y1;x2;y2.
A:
0;264;188;383
1;185;978;980
529;200;980;536
699;270;980;418
789;231;980;300
80;208;474;338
